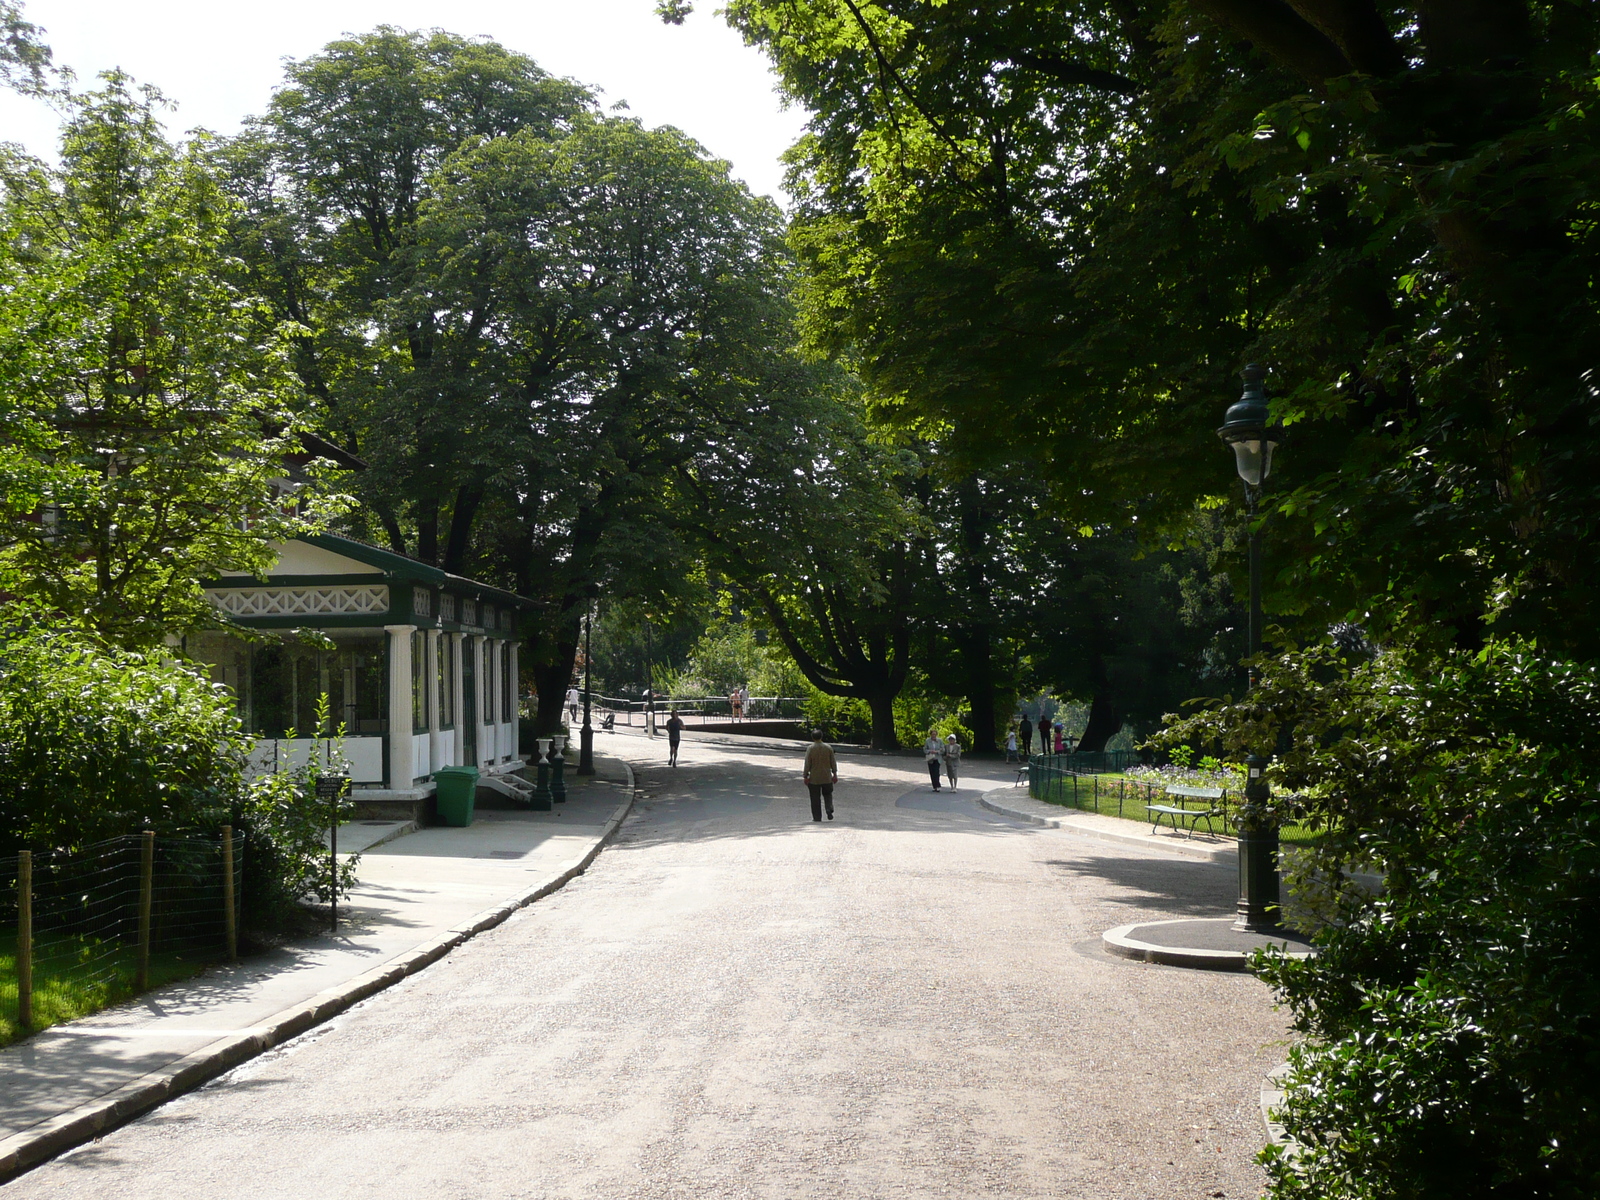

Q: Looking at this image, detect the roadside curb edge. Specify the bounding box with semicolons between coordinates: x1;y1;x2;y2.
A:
0;761;639;1184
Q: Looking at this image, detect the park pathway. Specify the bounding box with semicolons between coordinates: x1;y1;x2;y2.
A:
4;738;1287;1199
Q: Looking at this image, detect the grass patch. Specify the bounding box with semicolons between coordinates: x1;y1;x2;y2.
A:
0;933;215;1046
1029;770;1323;847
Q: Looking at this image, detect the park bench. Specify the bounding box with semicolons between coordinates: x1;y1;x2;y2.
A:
1146;785;1226;839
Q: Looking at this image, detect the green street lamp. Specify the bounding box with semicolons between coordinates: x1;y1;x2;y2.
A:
1218;363;1284;933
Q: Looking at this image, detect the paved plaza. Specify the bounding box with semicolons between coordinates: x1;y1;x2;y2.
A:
4;737;1288;1199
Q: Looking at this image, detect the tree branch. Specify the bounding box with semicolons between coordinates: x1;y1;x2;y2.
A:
1000;48;1141;97
1190;0;1355;86
1284;0;1404;76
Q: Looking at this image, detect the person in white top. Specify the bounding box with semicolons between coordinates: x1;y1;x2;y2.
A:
941;734;963;790
565;685;580;723
923;730;944;791
739;684;751;719
1005;727;1019;762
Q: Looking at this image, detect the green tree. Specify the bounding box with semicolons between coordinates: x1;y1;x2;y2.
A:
221;27;592;568
0;74;338;645
698;0;1600;659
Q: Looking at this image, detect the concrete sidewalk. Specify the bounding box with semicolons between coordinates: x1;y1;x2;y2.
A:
0;756;636;1183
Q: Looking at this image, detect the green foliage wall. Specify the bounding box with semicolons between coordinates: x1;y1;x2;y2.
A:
1164;640;1600;1198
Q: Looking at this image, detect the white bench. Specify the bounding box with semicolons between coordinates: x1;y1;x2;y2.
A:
1146;785;1226;839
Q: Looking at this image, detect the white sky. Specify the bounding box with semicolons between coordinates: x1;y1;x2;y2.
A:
0;0;808;202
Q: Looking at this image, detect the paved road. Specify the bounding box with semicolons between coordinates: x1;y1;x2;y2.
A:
5;740;1287;1199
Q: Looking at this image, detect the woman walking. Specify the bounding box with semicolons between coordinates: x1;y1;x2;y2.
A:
923;729;944;791
1005;725;1019;763
942;733;963;790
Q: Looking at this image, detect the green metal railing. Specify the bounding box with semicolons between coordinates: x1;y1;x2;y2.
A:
1026;754;1318;844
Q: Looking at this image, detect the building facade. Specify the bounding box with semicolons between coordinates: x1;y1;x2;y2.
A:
191;533;530;797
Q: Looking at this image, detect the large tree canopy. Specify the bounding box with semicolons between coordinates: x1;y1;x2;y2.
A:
0;75;336;645
699;0;1600;658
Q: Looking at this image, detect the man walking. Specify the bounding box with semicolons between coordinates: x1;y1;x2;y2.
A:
1018;714;1034;759
802;730;838;821
665;711;684;766
566;684;581;724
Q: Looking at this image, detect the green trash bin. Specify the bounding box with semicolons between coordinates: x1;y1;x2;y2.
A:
434;765;480;827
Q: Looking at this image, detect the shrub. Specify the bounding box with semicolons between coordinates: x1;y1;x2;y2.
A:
1162;639;1600;1199
0;624;356;931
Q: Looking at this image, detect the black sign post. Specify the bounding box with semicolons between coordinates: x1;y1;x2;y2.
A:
316;775;349;930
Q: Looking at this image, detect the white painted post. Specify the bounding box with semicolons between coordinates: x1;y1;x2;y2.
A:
384;624;416;790
449;631;465;767
485;637;500;764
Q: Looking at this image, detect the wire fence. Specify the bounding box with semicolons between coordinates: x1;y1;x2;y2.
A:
0;829;243;1039
1026;756;1318;844
558;693;809;728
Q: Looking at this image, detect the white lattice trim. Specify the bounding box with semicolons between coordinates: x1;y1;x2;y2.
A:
206;585;390;617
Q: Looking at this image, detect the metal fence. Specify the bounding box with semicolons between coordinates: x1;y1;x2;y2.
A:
1026;755;1317;844
573;692;808;727
1;830;243;1038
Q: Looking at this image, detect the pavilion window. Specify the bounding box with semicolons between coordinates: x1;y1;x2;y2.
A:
199;632;385;738
411;630;428;733
501;643;512;722
437;636;454;729
483;643;496;725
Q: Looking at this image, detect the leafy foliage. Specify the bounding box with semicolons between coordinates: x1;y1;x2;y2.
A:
0;74;340;645
1162;640;1600;1198
716;0;1600;659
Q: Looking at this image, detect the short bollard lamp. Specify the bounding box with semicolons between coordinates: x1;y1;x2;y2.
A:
550;735;567;804
1218;363;1284;933
532;738;554;812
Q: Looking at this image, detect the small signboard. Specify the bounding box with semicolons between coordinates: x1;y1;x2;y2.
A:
315;775;350;800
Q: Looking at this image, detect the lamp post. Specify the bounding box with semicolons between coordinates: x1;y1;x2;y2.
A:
577;606;595;776
1218;363;1284;933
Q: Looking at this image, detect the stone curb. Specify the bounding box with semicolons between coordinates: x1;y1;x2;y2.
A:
0;764;638;1184
976;788;1237;864
1101;920;1250;972
1261;1062;1291;1147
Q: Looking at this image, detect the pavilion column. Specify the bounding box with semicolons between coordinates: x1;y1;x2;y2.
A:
426;628;442;775
449;631;465;768
384;624;416;790
509;638;520;742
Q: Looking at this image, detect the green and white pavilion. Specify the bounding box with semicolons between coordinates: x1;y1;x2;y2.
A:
190;533;533;803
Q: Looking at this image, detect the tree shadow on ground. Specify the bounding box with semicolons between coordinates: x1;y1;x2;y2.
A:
1042;853;1237;918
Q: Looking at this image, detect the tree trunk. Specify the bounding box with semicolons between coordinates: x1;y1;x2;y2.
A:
960;625;998;753
866;689;899;751
1077;687;1122;753
530;626;579;737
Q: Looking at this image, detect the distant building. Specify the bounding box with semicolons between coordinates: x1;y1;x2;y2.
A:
191;533;530;802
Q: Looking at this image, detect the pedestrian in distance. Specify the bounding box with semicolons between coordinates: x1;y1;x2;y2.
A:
923;728;944;791
942;733;962;790
1005;726;1019;763
730;688;743;721
1018;714;1033;759
566;684;580;723
803;730;837;821
1054;723;1066;754
739;683;750;720
665;711;684;766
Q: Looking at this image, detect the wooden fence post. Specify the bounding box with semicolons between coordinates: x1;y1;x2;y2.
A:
17;850;31;1030
136;831;154;991
221;826;236;963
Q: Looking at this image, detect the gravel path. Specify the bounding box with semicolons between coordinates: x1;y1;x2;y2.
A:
5;740;1288;1199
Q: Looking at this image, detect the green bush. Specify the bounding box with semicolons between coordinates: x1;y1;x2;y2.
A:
0;625;355;930
1163;639;1600;1198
